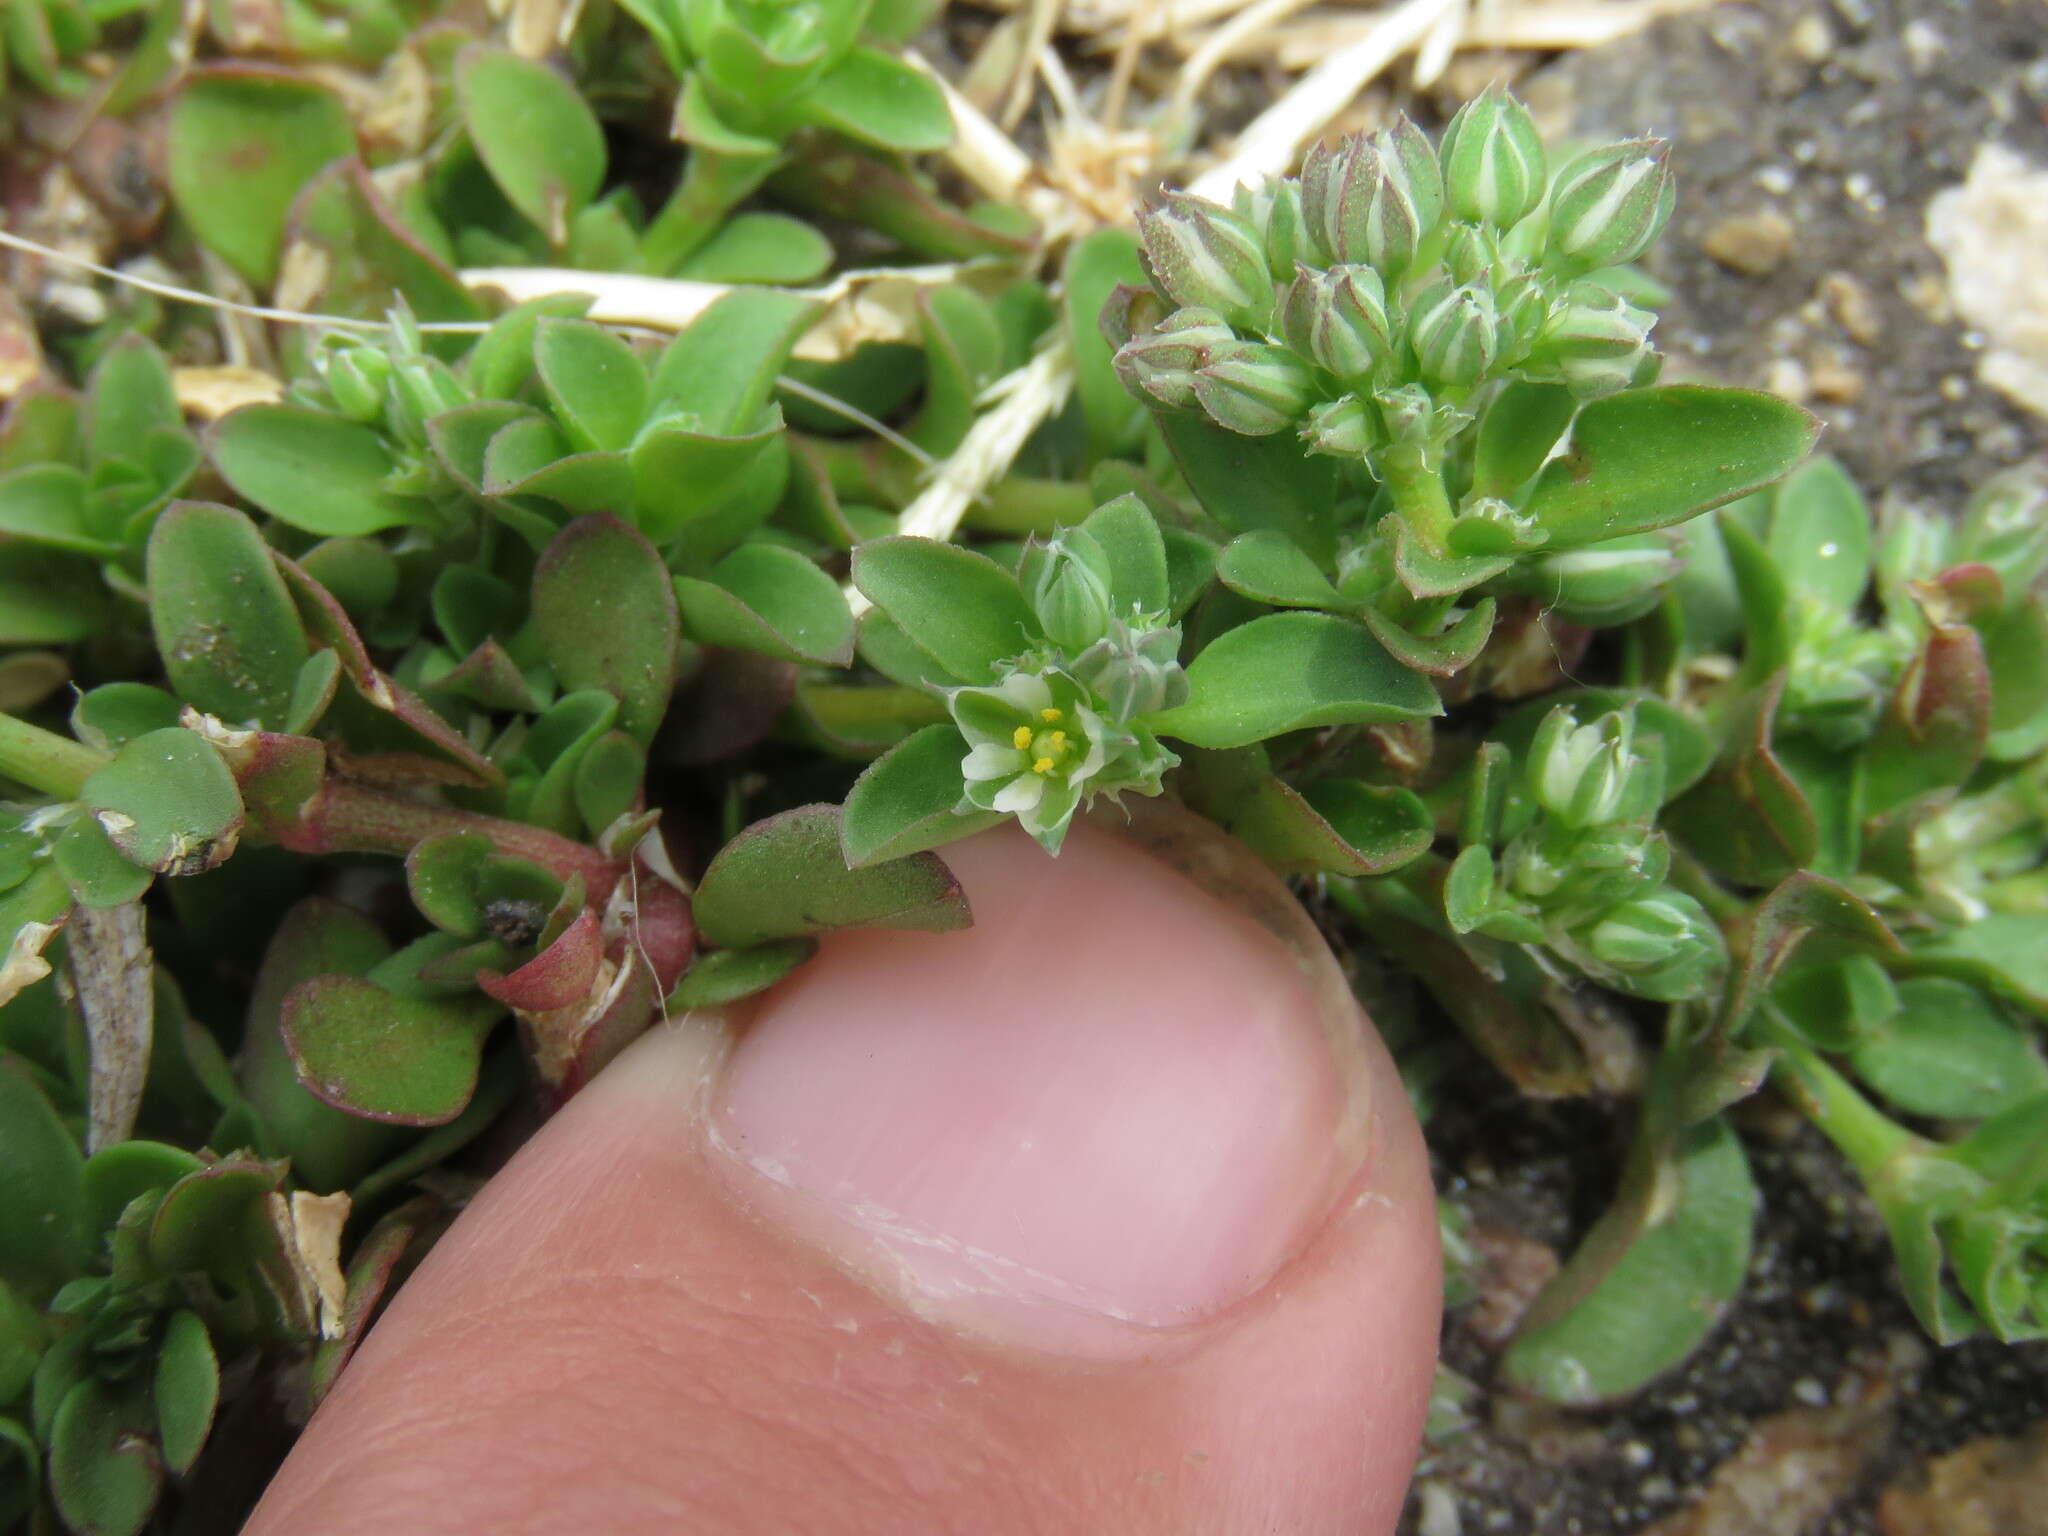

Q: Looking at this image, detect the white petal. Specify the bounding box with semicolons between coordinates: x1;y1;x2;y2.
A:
992;775;1046;814
994;671;1055;714
961;744;1023;782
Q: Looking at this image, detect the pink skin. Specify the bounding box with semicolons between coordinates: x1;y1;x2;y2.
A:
248;820;1442;1535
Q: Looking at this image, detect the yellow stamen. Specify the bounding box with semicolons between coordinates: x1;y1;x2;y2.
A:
1040;708;1062;722
1049;731;1067;749
1012;725;1033;749
1032;756;1055;774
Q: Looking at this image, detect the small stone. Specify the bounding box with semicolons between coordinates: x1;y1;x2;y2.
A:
1927;142;2048;418
1792;1376;1830;1407
1878;1422;2048;1536
1461;1226;1561;1348
1789;14;1833;61
1809;358;1866;403
1755;165;1797;195
1642;1367;1893;1536
1901;19;1947;74
1417;1481;1463;1536
1819;272;1883;344
1764;357;1812;402
1702;210;1796;276
1902;272;1955;323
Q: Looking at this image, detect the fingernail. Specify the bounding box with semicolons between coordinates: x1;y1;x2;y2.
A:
710;809;1375;1349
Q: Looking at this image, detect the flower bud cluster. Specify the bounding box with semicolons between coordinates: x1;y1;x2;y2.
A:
299;317;475;498
1453;706;1727;1002
1114;89;1677;453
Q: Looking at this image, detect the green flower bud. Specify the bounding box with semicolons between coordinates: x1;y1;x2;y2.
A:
1193;341;1317;436
1506;822;1662;907
1300;395;1384;458
1138;192;1276;331
1529;706;1637;829
1408;280;1500;388
1533;279;1657;398
1582;892;1724;1000
1505;531;1680;626
1309;118;1444;277
1112;307;1236;411
1233;177;1318;276
322;344;392;424
387;357;470;443
1020;530;1118;653
1443;223;1504;286
1545;138;1676;272
1437;85;1549;228
1493;271;1550;361
1280;263;1393;383
1070;617;1189;720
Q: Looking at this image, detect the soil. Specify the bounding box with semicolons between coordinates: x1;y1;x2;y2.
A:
1394;3;2048;1529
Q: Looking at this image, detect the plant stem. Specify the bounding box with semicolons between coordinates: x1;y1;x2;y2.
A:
1769;1035;1917;1179
1667;846;1746;924
0;713;110;800
275;779;623;898
639;147;781;275
1380;442;1455;558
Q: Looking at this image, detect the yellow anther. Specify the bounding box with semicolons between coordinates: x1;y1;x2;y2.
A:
1033;756;1056;774
1049;731;1068;749
1040;708;1063;722
1012;725;1033;750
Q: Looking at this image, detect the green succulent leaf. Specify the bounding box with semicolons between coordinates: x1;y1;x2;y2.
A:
52;818;154;909
0;464;121;556
1156;410;1338;564
1064;231;1148;461
0;1056;89;1291
146;501;310;730
457;47;605;245
79;1141;204;1236
1766;456;1872;611
842;722;1004;866
168;65;355;286
1521;387;1820;549
649;288;820;436
666;939;818;1009
153;1310;218;1477
534;319;650;456
1470;381;1578;501
532;515;682;746
851;537;1037;685
0;548;107;645
72;684;185;753
675;542;856;666
677;213;834;284
791;47;952;152
282;976;501;1126
1216;529;1342;608
49;1379;160;1536
1503;1118;1756;1405
240;898;411;1193
696;803;971;948
78;728;243;877
1226;774;1432;877
209;406;416;538
1850;979;2048;1121
1150;612;1441;749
